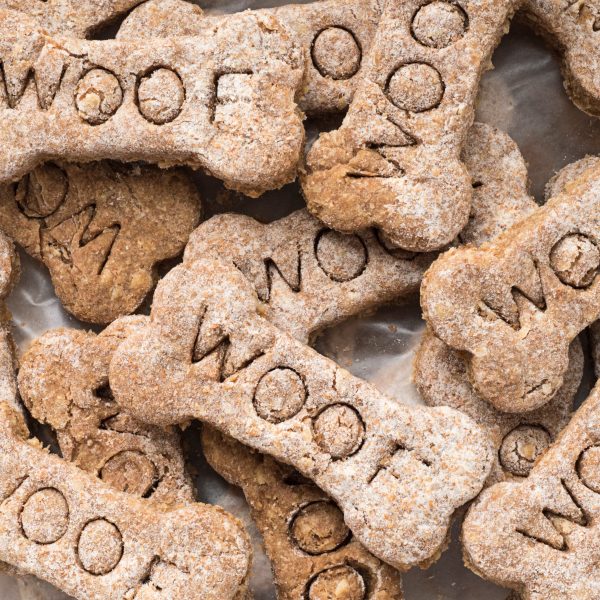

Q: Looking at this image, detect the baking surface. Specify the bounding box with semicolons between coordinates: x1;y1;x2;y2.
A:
2;1;600;598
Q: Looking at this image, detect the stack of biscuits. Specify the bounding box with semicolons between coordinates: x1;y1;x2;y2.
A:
0;0;598;598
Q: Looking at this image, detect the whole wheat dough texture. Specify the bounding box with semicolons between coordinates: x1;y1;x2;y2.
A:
109;253;494;571
301;0;518;252
415;124;583;482
202;427;404;600
118;0;384;115
18;316;195;506
463;380;600;599
0;8;305;197
0;163;200;324
421;160;600;413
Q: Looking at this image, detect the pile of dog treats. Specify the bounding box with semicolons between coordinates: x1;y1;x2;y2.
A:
0;0;599;598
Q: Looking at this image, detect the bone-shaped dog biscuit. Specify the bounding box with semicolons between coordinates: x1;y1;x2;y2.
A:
0;0;146;37
202;427;404;600
421;160;600;413
118;0;384;116
415;124;583;481
463;380;600;599
109;254;493;570
184;208;431;345
0;163;200;324
301;0;517;251
0;402;252;600
0;8;304;196
18;316;195;506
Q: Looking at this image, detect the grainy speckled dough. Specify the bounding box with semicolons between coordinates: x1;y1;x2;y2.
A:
184;209;431;345
108;253;494;571
421;161;600;414
18;316;195;506
0;163;200;324
0;231;251;600
301;0;518;252
0;8;305;197
202;427;404;600
463;380;600;599
415;124;583;483
118;0;384;115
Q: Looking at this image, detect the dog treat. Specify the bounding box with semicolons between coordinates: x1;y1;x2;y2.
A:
0;401;252;600
415;123;584;482
301;0;517;252
415;330;582;482
463;380;600;599
202;427;404;600
0;8;304;197
520;0;600;116
18;316;195;506
0;162;200;324
109;254;494;570
421;160;600;413
0;0;145;37
118;0;384;116
184;209;431;345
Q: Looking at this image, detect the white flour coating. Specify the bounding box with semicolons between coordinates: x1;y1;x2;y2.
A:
0;8;305;197
118;0;385;115
301;0;518;252
463;381;600;599
18;317;195;505
109;254;494;571
422;161;600;414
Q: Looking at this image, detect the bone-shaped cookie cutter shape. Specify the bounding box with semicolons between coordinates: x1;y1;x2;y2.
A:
301;0;517;252
18;316;195;506
0;402;252;600
415;124;583;482
109;254;493;570
0;8;304;196
520;0;600;116
463;380;600;599
0;162;200;324
118;0;384;116
0;0;145;37
421;160;600;413
184;208;432;345
202;427;404;600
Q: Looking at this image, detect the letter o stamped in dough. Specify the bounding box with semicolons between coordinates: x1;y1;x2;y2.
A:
21;488;69;545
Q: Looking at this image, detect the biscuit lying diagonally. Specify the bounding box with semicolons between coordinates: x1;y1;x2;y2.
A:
301;0;518;252
0;0;146;37
421;160;600;414
202;428;404;600
118;0;384;116
0;232;251;600
18;316;195;506
463;380;600;600
415;124;584;483
0;8;304;197
109;255;494;571
0;163;200;324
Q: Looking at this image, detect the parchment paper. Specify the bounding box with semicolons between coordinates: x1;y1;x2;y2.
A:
2;3;600;598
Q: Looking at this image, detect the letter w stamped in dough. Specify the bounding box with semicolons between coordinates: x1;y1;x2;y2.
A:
422;162;600;413
0;8;304;197
109;254;494;571
463;381;600;600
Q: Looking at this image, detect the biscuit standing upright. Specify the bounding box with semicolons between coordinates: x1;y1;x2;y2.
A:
0;8;305;196
302;0;518;251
